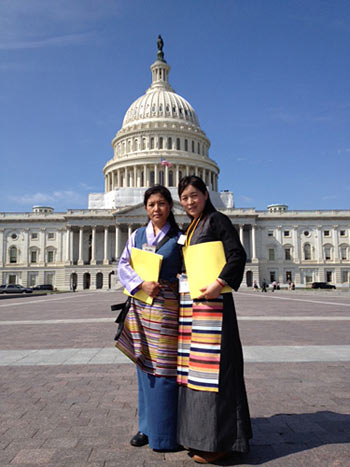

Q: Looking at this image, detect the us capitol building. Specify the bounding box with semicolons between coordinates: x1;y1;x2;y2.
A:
1;41;350;290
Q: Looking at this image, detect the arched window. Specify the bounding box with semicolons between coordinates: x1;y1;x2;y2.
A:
197;142;200;154
192;140;195;152
184;139;188;151
169;170;174;187
9;246;17;264
29;247;39;264
303;243;311;260
150;171;155;186
176;138;181;150
159;137;163;149
150;137;154;149
167;137;172;150
47;248;56;263
340;245;348;260
324;244;333;261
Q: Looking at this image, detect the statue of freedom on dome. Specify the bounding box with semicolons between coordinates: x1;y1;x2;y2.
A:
157;35;165;62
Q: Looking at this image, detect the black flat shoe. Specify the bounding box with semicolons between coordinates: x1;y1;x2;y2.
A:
130;431;149;447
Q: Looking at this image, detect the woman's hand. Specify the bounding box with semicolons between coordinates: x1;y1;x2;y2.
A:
141;281;160;297
198;280;223;300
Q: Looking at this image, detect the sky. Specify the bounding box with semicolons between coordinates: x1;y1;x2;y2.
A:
0;0;349;212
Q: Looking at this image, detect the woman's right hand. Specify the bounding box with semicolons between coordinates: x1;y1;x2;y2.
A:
141;281;160;297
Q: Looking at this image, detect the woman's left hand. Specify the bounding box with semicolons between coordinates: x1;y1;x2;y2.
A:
198;281;222;300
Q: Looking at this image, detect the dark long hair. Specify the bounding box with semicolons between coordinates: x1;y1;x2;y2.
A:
178;175;216;219
144;185;179;230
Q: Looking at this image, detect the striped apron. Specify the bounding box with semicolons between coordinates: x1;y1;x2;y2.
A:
177;292;223;392
116;281;179;377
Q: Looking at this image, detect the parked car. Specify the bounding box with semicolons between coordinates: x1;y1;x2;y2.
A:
31;284;54;291
311;282;336;290
0;284;33;294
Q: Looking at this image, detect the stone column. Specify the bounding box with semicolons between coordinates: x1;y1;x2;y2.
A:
165;164;169;187
293;225;300;262
239;225;244;245
40;228;46;265
124;168;127;187
251;225;257;261
176;165;180;186
316;225;323;262
104;176;108;192
128;225;133;239
186;166;189;176
103;227;109;265
333;225;339;262
115;224;121;259
0;229;4;267
59;229;64;262
91;226;96;265
78;228;84;265
143;165;147;187
133;166;137;188
65;226;71;264
23;229;29;267
116;169;120;188
69;229;74;264
154;164;159;184
137;167;141;187
195;166;198;176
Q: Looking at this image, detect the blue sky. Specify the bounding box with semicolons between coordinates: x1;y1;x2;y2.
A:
1;0;349;212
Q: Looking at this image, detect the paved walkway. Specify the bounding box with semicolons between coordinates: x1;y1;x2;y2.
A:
0;290;349;466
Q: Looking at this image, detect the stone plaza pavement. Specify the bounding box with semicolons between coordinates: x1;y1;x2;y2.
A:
0;289;349;466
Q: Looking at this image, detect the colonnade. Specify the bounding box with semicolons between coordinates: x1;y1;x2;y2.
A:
105;164;218;192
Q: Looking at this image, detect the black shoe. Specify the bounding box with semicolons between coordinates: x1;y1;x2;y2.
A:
130;431;148;447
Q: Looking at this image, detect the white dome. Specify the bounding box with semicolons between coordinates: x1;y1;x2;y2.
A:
122;89;199;128
121;59;200;129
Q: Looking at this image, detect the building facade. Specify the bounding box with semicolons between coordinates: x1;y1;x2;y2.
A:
1;45;349;290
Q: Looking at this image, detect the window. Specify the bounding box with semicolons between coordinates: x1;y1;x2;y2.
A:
47;250;54;263
9;246;17;263
31;233;38;240
159;170;164;185
159;137;163;149
167;137;172;149
176;138;180;150
326;271;332;282
150;171;155;186
340;247;347;260
324;230;330;237
286;271;292;282
304;244;311;260
31;250;37;264
268;230;274;237
324;246;332;260
184;139;188;151
342;271;349;283
46;273;54;285
340;230;346;237
48;232;55;240
270;271;276;282
304;230;310;237
150;137;154;149
284;230;290;237
285;248;292;260
11;233;18;240
168;170;174;187
8;275;16;285
28;274;37;287
197;142;200;154
268;248;275;261
192;141;195;152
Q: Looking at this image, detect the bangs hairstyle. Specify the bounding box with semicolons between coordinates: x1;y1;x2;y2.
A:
178;175;216;218
143;185;179;230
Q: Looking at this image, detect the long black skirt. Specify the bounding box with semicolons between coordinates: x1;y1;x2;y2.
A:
177;293;252;452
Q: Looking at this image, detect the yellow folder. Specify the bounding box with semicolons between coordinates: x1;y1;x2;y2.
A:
123;247;163;305
183;241;232;299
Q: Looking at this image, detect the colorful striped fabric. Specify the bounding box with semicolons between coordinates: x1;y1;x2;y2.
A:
116;282;179;377
177;292;223;392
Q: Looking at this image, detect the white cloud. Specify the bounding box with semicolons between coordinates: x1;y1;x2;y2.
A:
239;195;254;203
0;0;122;50
9;189;86;206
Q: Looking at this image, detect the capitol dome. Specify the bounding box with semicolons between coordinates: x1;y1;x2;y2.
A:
122;60;200;128
96;38;229;210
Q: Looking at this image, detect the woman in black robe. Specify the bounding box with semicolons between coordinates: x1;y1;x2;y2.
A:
177;176;252;464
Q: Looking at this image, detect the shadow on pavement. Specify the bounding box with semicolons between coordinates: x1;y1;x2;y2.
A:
215;411;350;466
